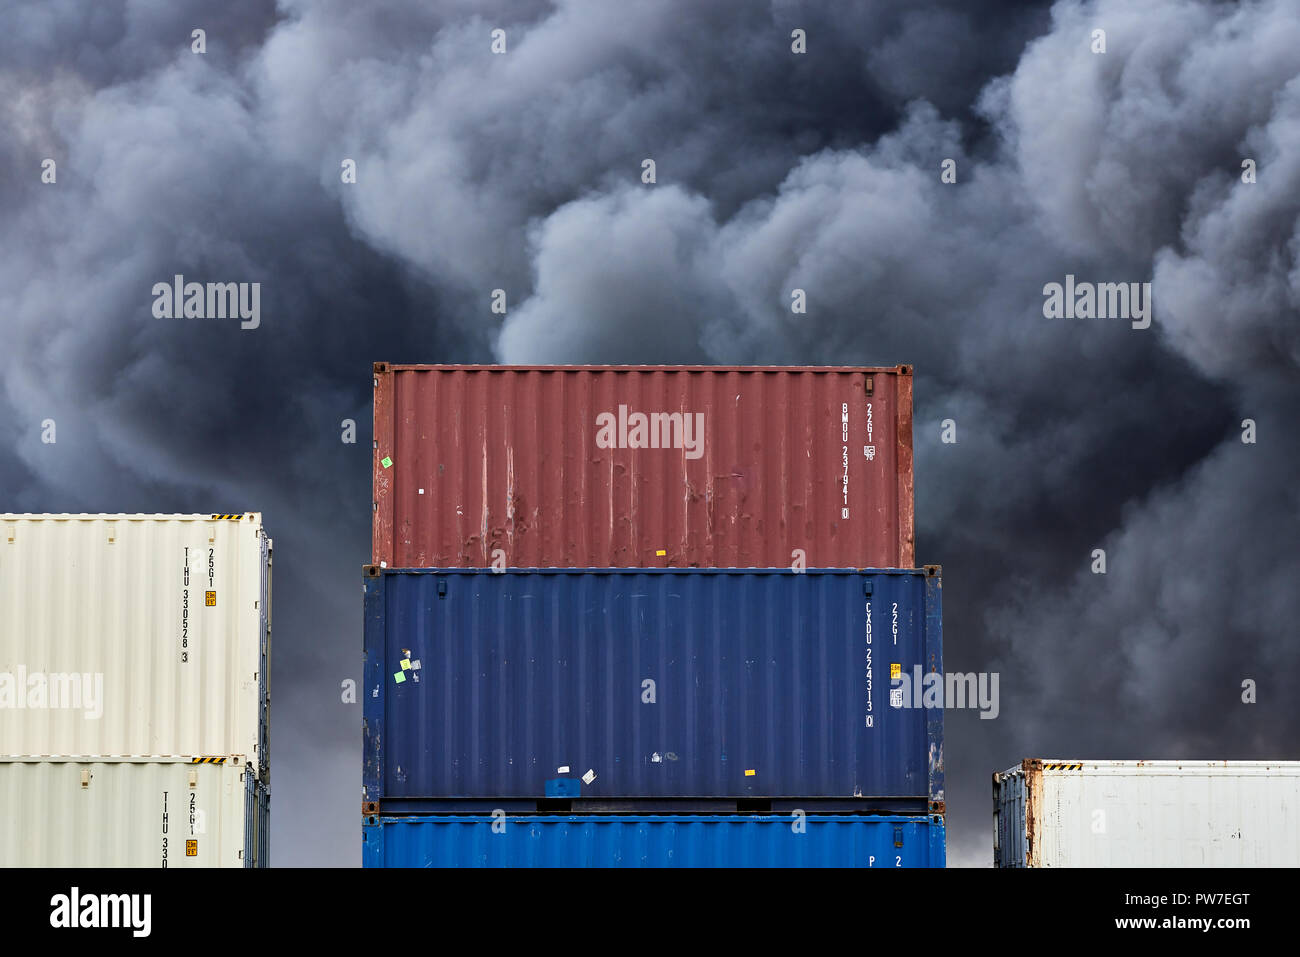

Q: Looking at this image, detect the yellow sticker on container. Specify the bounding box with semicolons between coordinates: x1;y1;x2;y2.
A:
186;840;197;857
656;549;667;556
400;658;411;671
890;663;901;679
205;591;216;607
744;769;756;776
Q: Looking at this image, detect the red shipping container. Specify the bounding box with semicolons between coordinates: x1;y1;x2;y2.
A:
372;364;914;569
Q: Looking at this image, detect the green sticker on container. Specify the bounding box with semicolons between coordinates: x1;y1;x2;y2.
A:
393;671;406;684
381;456;393;469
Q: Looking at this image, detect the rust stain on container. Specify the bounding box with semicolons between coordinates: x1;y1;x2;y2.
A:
1025;759;1043;868
372;364;915;569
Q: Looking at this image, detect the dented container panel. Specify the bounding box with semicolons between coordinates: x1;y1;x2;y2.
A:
363;567;943;809
0;514;271;780
372;365;914;569
0;759;268;867
363;814;945;868
993;760;1300;867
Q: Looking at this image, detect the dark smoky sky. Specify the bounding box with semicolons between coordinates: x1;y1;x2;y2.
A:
2;0;1298;866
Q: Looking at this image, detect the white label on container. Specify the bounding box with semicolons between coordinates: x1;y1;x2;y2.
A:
865;598;874;728
841;403;850;518
161;790;169;869
180;550;191;664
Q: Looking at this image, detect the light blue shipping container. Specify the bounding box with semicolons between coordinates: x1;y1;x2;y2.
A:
363;814;945;867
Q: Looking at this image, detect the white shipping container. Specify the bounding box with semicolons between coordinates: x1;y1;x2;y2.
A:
0;515;270;779
994;760;1300;867
0;758;268;867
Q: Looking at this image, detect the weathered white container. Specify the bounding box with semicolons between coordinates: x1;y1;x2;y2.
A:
0;758;268;867
0;515;270;781
994;760;1300;867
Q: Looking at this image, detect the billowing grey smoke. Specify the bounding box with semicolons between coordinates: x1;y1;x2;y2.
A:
1;0;1296;865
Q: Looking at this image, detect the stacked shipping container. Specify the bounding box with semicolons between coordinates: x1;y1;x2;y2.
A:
994;760;1300;867
366;365;943;867
0;514;271;867
371;364;916;569
365;814;946;868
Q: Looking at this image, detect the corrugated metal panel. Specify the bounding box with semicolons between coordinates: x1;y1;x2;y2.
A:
994;760;1300;867
258;531;273;785
259;779;270;866
372;364;914;569
0;759;263;867
991;766;1027;867
363;814;945;867
242;763;271;869
0;514;270;780
363;567;943;810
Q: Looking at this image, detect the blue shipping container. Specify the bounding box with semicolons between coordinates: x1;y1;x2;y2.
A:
363;568;943;812
363;814;946;868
